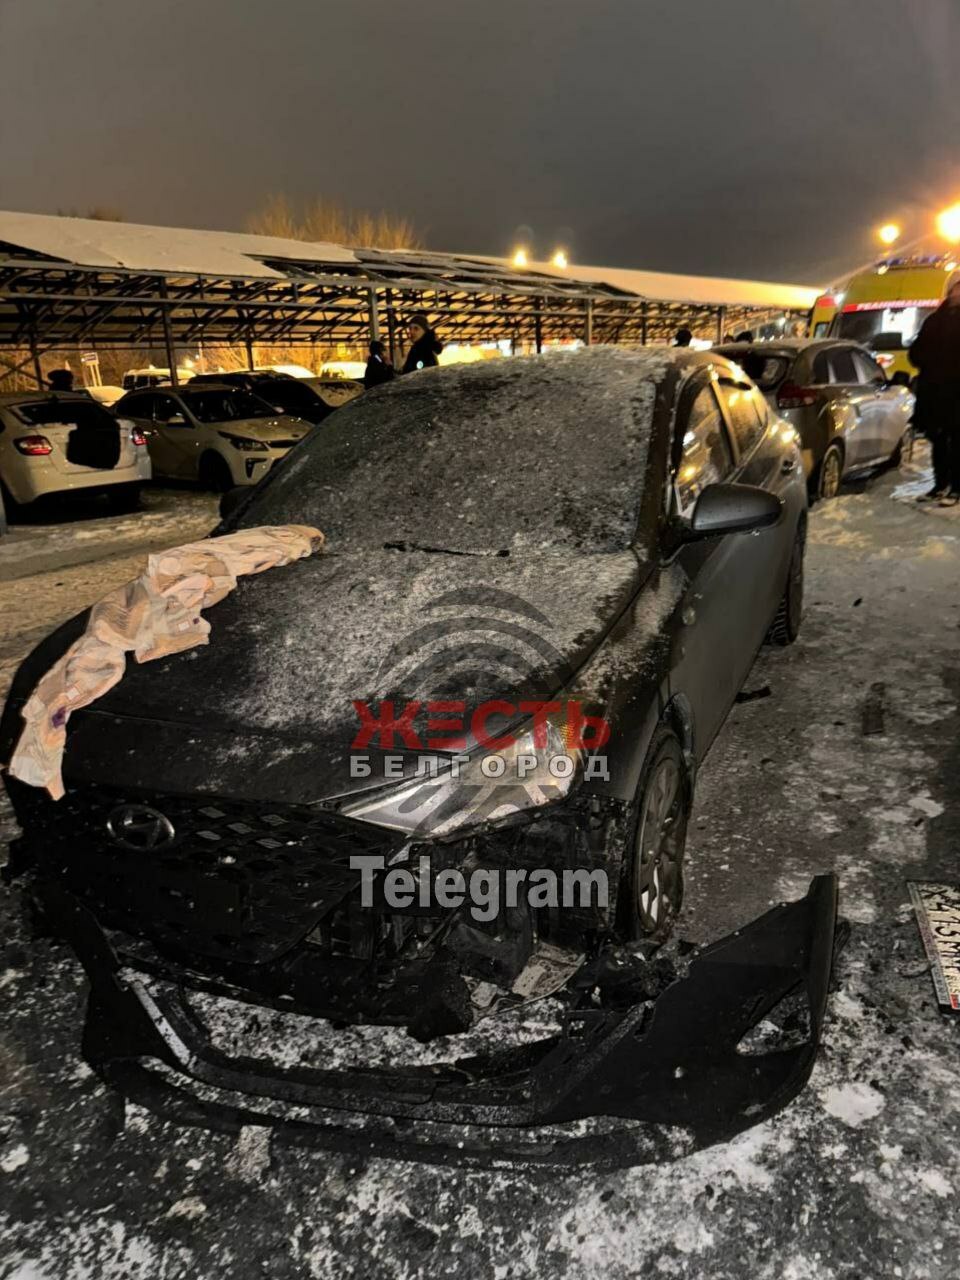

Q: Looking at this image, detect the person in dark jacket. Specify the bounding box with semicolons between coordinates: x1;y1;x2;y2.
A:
909;275;960;504
363;340;395;389
47;369;74;391
673;327;692;347
402;313;443;374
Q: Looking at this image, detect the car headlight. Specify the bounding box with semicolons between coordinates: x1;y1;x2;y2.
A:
218;432;270;452
341;713;583;838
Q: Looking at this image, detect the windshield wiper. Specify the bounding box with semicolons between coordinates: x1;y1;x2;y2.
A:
383;540;510;558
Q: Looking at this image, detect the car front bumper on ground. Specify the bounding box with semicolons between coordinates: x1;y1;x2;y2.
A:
19;859;839;1168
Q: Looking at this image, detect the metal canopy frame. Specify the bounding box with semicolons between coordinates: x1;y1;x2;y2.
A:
0;242;804;385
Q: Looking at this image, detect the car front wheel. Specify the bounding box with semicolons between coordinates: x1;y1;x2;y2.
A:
766;524;804;646
198;452;234;493
817;443;844;500
619;727;690;944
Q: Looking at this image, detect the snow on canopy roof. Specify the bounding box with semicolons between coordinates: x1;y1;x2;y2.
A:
0;211;820;310
0;209;357;279
477;254;820;312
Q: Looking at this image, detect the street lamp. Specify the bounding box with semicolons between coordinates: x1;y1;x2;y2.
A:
551;249;568;269
877;222;901;247
936;203;960;244
512;247;529;268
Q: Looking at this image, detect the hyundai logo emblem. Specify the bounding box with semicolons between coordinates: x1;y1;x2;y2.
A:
106;804;176;851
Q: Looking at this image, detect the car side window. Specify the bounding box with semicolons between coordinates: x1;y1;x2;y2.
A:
718;381;765;459
812;352;832;385
827;348;858;385
120;393;154;420
676;386;733;517
853;350;885;386
153;394;182;424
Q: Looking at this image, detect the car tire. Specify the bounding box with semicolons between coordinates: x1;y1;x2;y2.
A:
198;452;234;493
619;727;690;944
816;443;844;500
890;426;912;468
105;483;141;514
766;523;805;646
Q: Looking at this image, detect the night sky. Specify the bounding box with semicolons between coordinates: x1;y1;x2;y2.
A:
1;0;958;285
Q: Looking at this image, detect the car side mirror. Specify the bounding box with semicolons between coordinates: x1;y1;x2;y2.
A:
686;483;782;539
219;486;247;521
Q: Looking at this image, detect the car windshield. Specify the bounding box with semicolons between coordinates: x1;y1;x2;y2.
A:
181;389;276;423
14;399;118;430
835;305;936;349
229;349;668;554
715;348;792;389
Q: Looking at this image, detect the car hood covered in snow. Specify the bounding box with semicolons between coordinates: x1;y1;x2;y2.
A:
59;546;649;803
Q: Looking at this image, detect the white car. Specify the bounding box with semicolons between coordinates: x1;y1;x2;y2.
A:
113;383;312;490
0;391;151;516
121;366;195;391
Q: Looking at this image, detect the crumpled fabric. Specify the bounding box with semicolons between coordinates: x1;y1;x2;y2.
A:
8;524;324;800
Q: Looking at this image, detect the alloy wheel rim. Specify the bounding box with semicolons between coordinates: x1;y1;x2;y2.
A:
821;452;841;498
635;756;682;931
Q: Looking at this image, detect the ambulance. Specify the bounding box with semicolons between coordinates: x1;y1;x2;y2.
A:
828;253;957;382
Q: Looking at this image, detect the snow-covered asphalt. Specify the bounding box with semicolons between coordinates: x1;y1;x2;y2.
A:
0;455;958;1280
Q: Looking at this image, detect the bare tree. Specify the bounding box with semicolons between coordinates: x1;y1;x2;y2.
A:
246;194;421;250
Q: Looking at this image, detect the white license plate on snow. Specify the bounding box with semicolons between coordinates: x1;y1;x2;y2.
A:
908;881;960;1013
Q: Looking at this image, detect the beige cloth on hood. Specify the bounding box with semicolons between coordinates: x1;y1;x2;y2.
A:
8;524;324;800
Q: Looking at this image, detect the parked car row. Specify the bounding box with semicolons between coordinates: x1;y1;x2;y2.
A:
0;340;911;526
0;371;365;522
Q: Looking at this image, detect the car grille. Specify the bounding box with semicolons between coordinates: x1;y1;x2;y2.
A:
268;438;302;449
27;785;402;965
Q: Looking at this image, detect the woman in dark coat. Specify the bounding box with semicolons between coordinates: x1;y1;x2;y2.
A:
402;313;443;374
909;275;960;504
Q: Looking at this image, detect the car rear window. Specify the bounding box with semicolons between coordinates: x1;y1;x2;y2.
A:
715;348;792;389
14;399;118;430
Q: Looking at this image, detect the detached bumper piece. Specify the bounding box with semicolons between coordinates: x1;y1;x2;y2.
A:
37;874;838;1169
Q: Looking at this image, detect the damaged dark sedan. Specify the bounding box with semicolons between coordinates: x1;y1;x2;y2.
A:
0;348;838;1165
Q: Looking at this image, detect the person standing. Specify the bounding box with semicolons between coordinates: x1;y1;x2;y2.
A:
363;340;395;389
910;274;960;505
402;313;443;374
47;369;74;391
